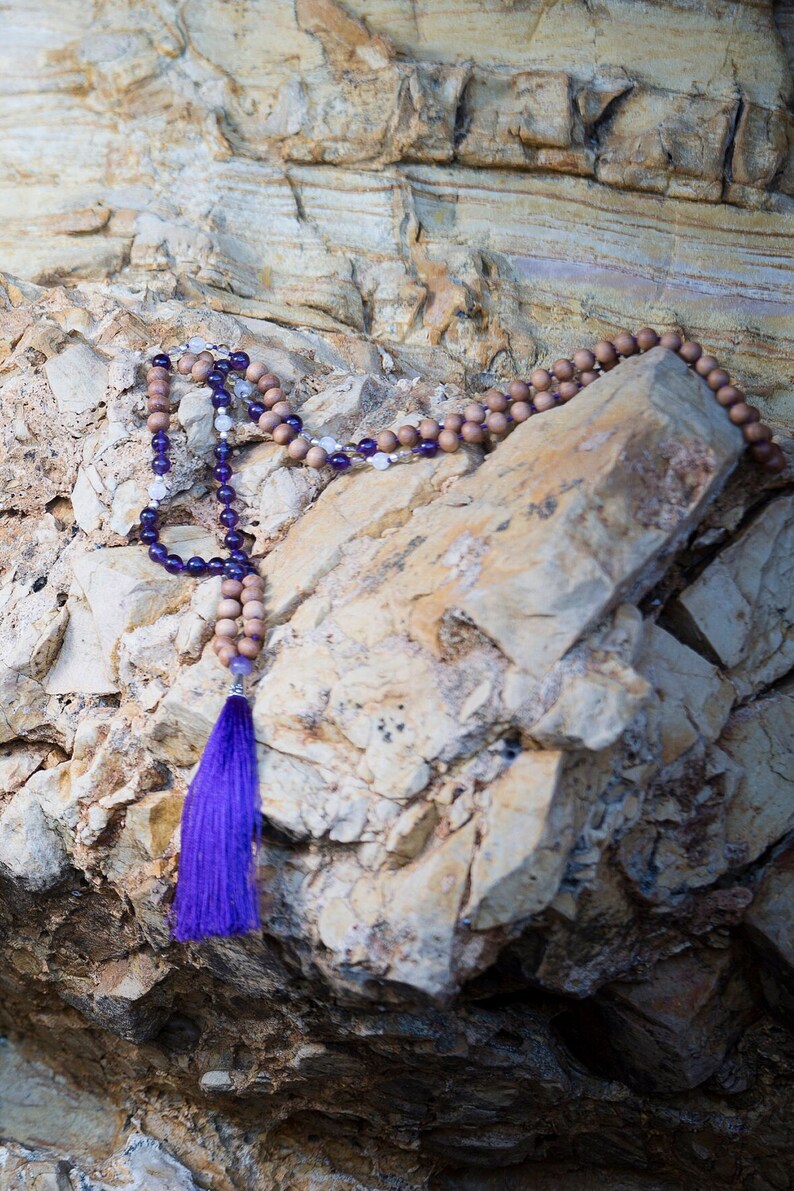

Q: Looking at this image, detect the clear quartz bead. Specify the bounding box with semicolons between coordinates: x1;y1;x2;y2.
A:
371;452;391;470
234;379;254;398
148;478;168;500
214;414;233;432
187;335;206;353
216;344;231;356
318;435;339;453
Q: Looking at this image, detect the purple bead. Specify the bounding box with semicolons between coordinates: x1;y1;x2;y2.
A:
217;484;236;503
213;463;233;482
152;458;171;475
206;369;227;389
229;549;248;565
229;655;254;676
140;507;158;525
229;351;250;372
152;353;171;370
140;527;159;545
224;530;244;550
148;542;168;564
214;443;231;460
214;359;231;376
151;432;170;450
207;557;225;576
418;440;438;457
224;561;245;581
329;452;351;471
220;508;239;527
186;556;207;577
211;391;231;408
356;437;378;457
247;401;266;422
165;554;184;574
285;414;303;431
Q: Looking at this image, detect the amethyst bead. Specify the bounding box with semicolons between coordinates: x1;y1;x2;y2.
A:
357;437;378;457
225;530;244;550
211;392;231;408
140;527;159;545
285;414;303;431
165;554;184;574
418;441;438;457
152;353;171;370
186;556;208;577
152;458;171;474
247;401;266;422
224;561;245;581
206;369;227;389
229;549;249;565
213;463;233;482
214;359;231;377
151;432;170;450
329;452;351;471
220;509;239;527
229;351;250;372
217;485;236;503
229;655;254;676
148;542;168;564
140;507;159;525
214;443;232;460
207;557;225;576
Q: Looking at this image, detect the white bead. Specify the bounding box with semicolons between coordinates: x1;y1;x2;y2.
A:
148;478;168;500
216;344;231;356
371;452;391;470
318;436;339;453
234;379;254;398
388;452;400;463
215;414;233;432
187;335;206;353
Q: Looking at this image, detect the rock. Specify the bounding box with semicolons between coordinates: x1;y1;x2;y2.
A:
0;781;70;891
745;843;794;1017
44;342;109;425
721;690;794;866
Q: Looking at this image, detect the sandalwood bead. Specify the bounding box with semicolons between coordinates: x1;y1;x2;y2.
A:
573;349;596;371
258;412;282;433
242;600;265;620
288;437;310;461
419;418;440;440
263;387;286;407
397;425;419;446
221;579;244;598
594;341;617;366
271;400;292;418
147;397;171;413
243;619;266;639
531;368;552;391
212;635;228;654
511;401;532;422
679;341;702;364
552;359;575;381
614;332;637;356
600;357;618;371
485;389;508;413
534;392;556;412
750;441;775;463
443;413;464;434
377;430;398;453
659;332;682;352
438;429;460;452
716;385;744;406
273;423;295;444
558;381;579;402
762;446;786;473
198;351;215;362
192;360;213;383
215;618;238;638
636;327;659;351
707;369;730;392
508;379;531;401
241;586;264;604
147;380;170;398
177;353;197;375
306;446;328;468
580;370;599;386
217;644;238;668
242;573;263;589
695;354;719;377
217;598;242;619
147;412;170;432
464;402;485;423
147;366;170;384
729;403;760;425
238;638;261;660
743;422;772;443
246;362;268;383
486;411;509;434
461;421;484;443
257;374;281;394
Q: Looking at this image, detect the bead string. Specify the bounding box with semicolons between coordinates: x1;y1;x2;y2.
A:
137;328;785;674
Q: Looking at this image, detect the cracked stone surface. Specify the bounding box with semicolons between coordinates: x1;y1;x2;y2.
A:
0;277;792;1189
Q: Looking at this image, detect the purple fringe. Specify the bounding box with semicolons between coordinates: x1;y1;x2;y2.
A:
170;694;261;943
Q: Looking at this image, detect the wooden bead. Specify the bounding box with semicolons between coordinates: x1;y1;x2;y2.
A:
438;429;460;452
377;430;398;453
531;368;551;391
695;355;719;377
263;387;286;408
147;366;170;384
761;446;786;473
614;333;637;356
558;381;579;402
464;403;485;423
217;644;238;668
288;437;310;460
485;389;508;412
242;600;266;620
716;385;744;406
486;411;508;434
461;421;484;443
243;618;266;639
511;401;532;422
306;446;328;468
271;401;293;418
573;349;596;371
593;342;617;366
443;413;464;434
679;341;702;363
750;441;775;463
238;637;261;660
147;396;171;413
246;362;268;383
215;619;238;638
419;418;440;440
742;422;772;443
177;353;197;375
508;379;531;400
707;368;730;392
221;579;244;598
147;412;170;432
242;573;264;589
192;360;212;383
198;351;215;362
397;425;419;446
147;380;170;398
217;598;242;619
273;423;296;444
241;586;264;604
258;412;282;434
636;328;659;351
659;332;683;352
728;403;760;425
534;392;555;412
552;359;575;381
257;374;281;394
580;370;599;386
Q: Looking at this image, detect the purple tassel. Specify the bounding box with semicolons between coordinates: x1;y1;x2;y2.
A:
170;694;261;942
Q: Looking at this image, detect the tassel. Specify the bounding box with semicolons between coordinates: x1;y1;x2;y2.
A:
170;688;261;942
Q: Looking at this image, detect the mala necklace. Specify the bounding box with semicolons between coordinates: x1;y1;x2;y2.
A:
139;328;785;943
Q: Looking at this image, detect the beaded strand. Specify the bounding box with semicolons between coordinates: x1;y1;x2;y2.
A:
137;328;786;672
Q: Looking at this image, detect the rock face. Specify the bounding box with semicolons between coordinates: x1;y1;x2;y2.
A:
0;279;792;1190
